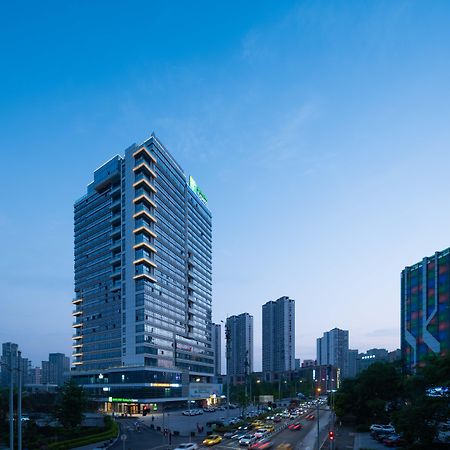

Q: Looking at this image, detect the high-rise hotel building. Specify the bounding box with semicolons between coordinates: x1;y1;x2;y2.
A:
401;247;450;372
72;134;217;412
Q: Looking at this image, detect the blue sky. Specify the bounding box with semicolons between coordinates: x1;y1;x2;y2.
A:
2;1;450;369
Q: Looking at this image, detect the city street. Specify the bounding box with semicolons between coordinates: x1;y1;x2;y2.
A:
107;405;332;450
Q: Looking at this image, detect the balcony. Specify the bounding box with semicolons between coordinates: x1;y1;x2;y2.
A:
134;257;157;268
110;198;121;212
111;226;121;238
72;352;83;357
111;240;121;251
111;184;121;197
110;268;121;279
72;310;82;317
134;192;157;209
133;208;157;223
134;243;157;256
72;322;82;328
134;225;157;239
111;253;121;265
72;342;83;348
133;146;157;164
134;264;156;283
133;161;157;179
73;361;83;366
133;273;157;283
73;334;83;340
133;175;157;193
111;280;121;292
72;298;83;305
110;211;121;225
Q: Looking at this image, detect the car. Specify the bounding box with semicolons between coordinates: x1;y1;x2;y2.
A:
249;438;274;449
252;420;265;428
288;423;303;430
174;444;199;450
203;434;222;446
182;410;191;416
231;431;247;440
382;434;406;447
239;434;257;446
273;416;282;423
370;424;395;434
374;431;395;442
254;429;269;439
263;425;275;432
224;430;237;438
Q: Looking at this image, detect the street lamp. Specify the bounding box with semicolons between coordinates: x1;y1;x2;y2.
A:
255;379;261;406
316;387;321;450
223;321;231;419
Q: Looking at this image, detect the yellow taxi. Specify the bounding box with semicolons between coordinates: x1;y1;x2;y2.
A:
252;420;265;428
263;424;275;433
202;434;222;446
276;444;293;450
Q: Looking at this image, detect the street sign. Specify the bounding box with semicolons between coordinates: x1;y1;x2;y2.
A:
121;434;127;441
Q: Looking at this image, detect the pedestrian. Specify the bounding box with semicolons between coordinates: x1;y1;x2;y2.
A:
152;415;155;422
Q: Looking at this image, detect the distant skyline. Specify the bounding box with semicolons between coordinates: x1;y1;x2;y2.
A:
2;1;450;369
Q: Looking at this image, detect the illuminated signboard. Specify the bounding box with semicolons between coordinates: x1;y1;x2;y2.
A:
189;176;208;205
108;397;138;403
150;383;181;388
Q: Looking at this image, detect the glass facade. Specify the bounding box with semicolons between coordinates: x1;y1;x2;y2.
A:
73;135;213;385
401;248;450;372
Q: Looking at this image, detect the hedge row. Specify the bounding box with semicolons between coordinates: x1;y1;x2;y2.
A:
47;421;118;450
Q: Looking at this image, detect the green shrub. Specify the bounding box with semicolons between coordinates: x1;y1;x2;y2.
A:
47;420;118;449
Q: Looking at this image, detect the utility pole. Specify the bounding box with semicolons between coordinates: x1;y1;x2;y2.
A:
225;324;231;419
9;351;14;450
316;386;321;450
244;351;248;416
18;350;22;450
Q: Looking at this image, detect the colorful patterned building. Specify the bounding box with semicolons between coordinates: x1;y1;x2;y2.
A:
401;248;450;372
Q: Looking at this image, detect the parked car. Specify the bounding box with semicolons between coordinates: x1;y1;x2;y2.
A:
370;424;395;434
382;434;407;447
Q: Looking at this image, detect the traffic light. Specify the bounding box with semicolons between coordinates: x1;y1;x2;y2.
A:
329;431;335;441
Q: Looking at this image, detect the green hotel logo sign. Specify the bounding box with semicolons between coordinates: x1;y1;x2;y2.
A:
189;176;208;205
108;397;138;403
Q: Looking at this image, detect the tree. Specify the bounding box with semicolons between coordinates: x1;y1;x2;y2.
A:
54;379;88;429
392;355;450;447
334;362;402;425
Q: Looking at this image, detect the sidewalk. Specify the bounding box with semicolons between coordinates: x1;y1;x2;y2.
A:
295;410;331;450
